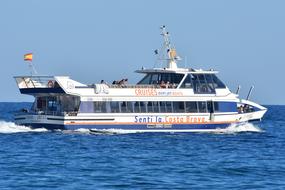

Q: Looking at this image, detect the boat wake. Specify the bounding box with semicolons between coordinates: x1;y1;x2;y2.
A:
83;128;140;135
0;121;262;135
0;121;48;134
214;122;263;134
81;123;263;135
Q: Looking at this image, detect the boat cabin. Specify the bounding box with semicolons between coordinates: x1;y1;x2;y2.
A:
136;68;226;94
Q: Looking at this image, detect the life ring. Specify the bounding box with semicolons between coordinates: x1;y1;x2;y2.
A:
47;80;54;88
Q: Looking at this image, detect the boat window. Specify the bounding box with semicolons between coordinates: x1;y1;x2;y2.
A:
147;102;160;113
192;74;215;94
141;102;147;112
150;74;159;85
160;73;184;85
79;101;94;113
147;102;154;113
159;102;166;112
189;74;226;93
212;75;226;88
127;102;134;113
137;73;184;87
134;102;141;113
185;102;198;113
36;97;46;110
173;102;185;113
138;74;152;85
111;102;120;113
35;95;80;115
168;102;173;112
94;102;107;113
159;102;173;113
153;101;160;112
77;100;237;113
120;102;133;113
197;101;207;113
204;75;215;92
180;74;193;88
215;102;237;112
137;73;159;85
47;97;57;112
213;102;219;112
60;96;80;112
120;102;127;113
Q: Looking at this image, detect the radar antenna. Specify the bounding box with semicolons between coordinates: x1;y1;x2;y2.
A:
155;25;181;69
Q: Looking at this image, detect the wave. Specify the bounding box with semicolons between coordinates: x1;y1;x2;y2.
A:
74;128;140;135
0;121;262;135
214;122;263;134
0;121;48;134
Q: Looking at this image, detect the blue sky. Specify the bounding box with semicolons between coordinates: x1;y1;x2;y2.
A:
0;0;284;105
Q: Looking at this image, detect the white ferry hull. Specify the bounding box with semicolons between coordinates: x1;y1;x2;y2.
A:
15;110;266;132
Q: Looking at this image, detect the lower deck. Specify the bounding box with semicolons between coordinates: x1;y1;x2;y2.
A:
15;109;266;131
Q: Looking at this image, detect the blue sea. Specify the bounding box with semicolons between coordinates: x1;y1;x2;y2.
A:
0;103;284;190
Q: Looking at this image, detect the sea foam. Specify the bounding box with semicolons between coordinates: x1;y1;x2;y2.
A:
0;121;47;133
215;122;263;134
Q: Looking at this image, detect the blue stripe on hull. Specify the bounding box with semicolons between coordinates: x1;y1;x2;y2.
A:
25;123;232;131
22;123;65;130
20;87;65;94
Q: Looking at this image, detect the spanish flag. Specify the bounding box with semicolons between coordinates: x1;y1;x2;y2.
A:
24;53;33;61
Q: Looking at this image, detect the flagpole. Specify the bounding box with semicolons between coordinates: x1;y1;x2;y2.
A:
28;62;37;76
29;62;38;76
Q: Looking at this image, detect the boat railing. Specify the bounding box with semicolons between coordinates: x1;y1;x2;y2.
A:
106;84;177;89
14;76;57;89
15;110;78;117
109;84;156;88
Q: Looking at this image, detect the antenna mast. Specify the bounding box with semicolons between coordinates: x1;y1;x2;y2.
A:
158;25;181;69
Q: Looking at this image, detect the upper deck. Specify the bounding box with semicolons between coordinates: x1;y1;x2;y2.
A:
14;73;235;104
14;75;86;95
14;26;235;100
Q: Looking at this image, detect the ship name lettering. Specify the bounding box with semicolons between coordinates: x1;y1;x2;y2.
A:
186;116;205;123
165;116;184;123
134;116;162;123
135;88;157;96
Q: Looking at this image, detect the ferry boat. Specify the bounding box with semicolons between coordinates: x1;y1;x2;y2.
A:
14;26;267;132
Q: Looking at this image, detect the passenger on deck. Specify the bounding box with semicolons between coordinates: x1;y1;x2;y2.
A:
123;79;128;87
119;79;124;86
118;78;128;88
160;80;166;88
166;81;170;88
244;105;250;113
100;80;108;85
239;105;244;113
171;83;176;88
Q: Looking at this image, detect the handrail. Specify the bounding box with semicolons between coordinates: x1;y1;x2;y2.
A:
15;110;78;117
15;76;57;89
85;84;178;89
